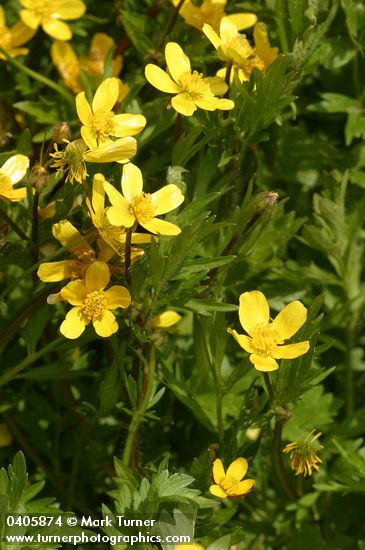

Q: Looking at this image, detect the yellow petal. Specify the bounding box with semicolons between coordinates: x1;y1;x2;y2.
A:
60;307;86;339
52;0;86;20
150;311;182;328
52;219;92;258
91;173;105;214
42;18;72;40
194;97;222;111
85;261;110;291
226;457;248;481
80;126;97;149
107;205;135;228
84;137;137;163
1;155;29;185
10;20;36;47
104;286;131;309
122;162;143;202
206;76;227;95
227;328;255;353
238;290;270;336
212;458;225;483
249;354;278;371
61;280;88;305
37;260;80;282
90;32;114;59
202;23;222;49
228;13;258;31
220;16;238;42
145;64;181;93
272;341;310;359
112;113;147;137
271;301;307;340
92;77;119;112
76;92;93;126
209;484;227;498
93;309;118;337
171;93;196;116
165;42;191;83
231;479;255;496
254;22;279;67
0;6;5;27
151;184;184;215
142;217;181;235
51;40;80;91
20;10;41;30
217;98;235;110
0;187;27;201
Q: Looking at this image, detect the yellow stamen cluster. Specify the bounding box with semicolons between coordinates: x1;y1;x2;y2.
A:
92;111;115;139
251;323;282;355
180;71;210;96
82;290;107;321
130;193;156;224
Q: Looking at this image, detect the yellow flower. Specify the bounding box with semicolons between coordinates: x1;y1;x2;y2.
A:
283;431;323;477
209;457;255;498
173;0;257;33
37;219;110;282
104;163;184;236
75;77;146;150
149;311;182;329
0;6;35;59
51;33;126;95
60;261;131;339
0;154;29;202
19;0;86;41
203;17;254;68
227;290;310;372
145;42;234;116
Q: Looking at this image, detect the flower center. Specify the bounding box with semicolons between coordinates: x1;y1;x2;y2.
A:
220;477;239;495
92;110;115;137
250;323;282;356
130;193;156;224
82;290;107;321
179;70;210;96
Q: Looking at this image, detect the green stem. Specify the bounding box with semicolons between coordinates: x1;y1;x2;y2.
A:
31;190;40;285
263;372;275;401
0;47;74;106
122;344;156;468
124;228;132;284
275;0;290;53
211;359;224;440
345;328;354;416
0;206;29;241
273;420;296;499
174;113;182;143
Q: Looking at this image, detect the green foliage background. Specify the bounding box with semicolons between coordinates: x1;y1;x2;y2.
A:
1;0;365;548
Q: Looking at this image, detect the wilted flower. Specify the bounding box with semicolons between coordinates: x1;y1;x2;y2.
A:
209;457;255;498
59;261;131;339
0;154;29;202
0;6;35;59
283;431;323;476
145;42;234;116
227;290;309;371
104;163;184;236
19;0;86;41
51;34;126;95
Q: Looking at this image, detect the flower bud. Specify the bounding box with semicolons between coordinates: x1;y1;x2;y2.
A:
30;163;49;192
53;122;71;144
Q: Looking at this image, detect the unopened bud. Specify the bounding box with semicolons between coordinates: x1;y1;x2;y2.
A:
259;191;279;214
53;122;71;144
30;164;49;192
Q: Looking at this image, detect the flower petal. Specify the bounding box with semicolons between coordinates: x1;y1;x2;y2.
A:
1;155;29;185
150;311;182;328
232;479;255;496
249;354;278;371
228;13;258;31
212;458;225;484
84;137;137;163
209;485;227;498
112;114;146;137
226;457;248;481
165;42;191;83
1;187;27;201
61;280;88;305
206;76;228;95
52;219;92;258
122;162;143;202
202;23;222;49
42;18;72;40
92;77;119;113
220;16;239;42
51;0;86;20
60;307;86;339
272;341;310;359
238;290;270;336
151;184;184;215
106;205;135;227
171;93;196;116
227;328;255;353
80;126;97;150
271;301;307;340
104;285;131;309
20;10;41;30
216;98;235;110
93;309;118;337
145;64;181;93
141;217;181;235
254;22;279;67
37;260;81;282
91;173;105;215
85;261;110;291
76;92;93;126
194;97;221;111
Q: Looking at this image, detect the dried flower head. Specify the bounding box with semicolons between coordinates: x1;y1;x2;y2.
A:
283;431;323;477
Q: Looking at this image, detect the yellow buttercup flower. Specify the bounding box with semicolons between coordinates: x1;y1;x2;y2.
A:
19;0;86;41
227;290;310;372
75;77;146;150
0;154;29;202
203;16;254;68
283;431;323;477
104;163;184;236
149;311;182;329
51;33;126;95
209;457;255;499
60;261;131;339
0;6;35;59
172;0;257;33
37;219;113;283
145;42;234;116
